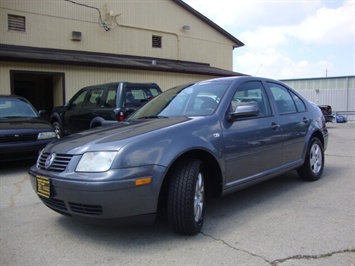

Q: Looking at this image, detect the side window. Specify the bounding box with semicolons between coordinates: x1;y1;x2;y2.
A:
231;81;272;117
291;91;307;112
125;87;158;106
105;86;117;108
83;88;104;107
149;88;160;97
71;90;88;108
125;89;141;107
267;83;297;114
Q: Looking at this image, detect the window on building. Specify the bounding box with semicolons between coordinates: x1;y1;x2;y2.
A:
8;14;26;32
152;36;162;48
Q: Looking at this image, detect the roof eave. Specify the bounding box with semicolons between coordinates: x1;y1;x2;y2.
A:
171;0;244;48
0;44;247;77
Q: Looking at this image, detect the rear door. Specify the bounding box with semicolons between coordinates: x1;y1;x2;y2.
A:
100;84;118;121
266;82;309;165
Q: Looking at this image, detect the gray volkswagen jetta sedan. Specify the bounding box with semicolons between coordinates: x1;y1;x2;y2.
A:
29;76;328;235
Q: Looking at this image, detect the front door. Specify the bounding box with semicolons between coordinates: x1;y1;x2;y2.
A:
66;87;105;133
223;81;283;186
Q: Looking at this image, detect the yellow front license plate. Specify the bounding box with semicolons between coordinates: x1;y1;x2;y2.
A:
36;176;51;198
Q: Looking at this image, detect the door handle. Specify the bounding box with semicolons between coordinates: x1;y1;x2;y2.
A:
271;122;280;131
302;117;309;124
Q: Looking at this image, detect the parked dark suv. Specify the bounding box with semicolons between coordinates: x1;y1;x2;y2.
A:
50;82;162;137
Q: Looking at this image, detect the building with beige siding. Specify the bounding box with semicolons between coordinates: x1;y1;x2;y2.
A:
0;0;245;112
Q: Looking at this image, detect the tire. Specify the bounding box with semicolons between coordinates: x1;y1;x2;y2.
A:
297;137;324;181
52;122;62;139
168;159;205;235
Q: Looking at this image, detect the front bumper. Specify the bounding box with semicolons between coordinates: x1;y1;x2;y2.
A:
0;139;56;161
29;164;166;224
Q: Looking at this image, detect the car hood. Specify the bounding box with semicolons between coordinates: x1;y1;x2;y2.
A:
44;117;193;154
0;117;53;131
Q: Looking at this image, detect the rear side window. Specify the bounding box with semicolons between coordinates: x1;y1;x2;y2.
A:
290;91;307;112
105;87;117;108
267;83;297;114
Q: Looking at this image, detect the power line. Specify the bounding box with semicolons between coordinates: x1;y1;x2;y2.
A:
63;0;110;31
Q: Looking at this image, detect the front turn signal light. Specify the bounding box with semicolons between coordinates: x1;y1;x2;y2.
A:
135;177;152;186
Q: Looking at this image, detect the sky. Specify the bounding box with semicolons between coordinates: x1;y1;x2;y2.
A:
184;0;355;79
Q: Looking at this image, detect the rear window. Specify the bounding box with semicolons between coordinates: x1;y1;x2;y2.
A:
125;86;160;106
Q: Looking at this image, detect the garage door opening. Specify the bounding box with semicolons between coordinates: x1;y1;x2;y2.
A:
10;71;65;117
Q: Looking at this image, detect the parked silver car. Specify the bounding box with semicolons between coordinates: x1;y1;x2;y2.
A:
29;76;328;235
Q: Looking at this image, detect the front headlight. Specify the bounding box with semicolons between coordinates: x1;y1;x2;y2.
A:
38;132;57;140
76;152;118;172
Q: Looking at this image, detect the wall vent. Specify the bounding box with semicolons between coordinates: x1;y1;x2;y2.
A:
152;35;162;48
8;14;26;32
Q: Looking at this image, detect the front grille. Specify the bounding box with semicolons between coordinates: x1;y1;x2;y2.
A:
40;197;102;216
69;202;103;216
40;197;68;213
37;152;73;172
0;133;37;143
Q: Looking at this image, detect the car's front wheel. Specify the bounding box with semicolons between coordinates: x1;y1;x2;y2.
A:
297;137;324;181
52;122;62;139
168;158;205;235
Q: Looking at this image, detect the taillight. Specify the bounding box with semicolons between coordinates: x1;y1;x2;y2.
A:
117;111;125;121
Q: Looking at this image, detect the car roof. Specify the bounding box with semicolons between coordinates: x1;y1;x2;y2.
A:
0;94;29;101
81;82;160;90
194;76;287;87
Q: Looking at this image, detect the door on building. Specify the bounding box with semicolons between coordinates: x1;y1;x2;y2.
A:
10;71;65;119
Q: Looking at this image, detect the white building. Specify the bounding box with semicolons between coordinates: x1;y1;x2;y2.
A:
282;76;355;121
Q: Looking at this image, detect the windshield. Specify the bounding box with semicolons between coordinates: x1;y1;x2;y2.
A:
0;98;38;118
127;80;231;121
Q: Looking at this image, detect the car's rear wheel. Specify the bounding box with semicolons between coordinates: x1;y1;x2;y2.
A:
297;137;324;181
168;158;205;235
52;122;62;139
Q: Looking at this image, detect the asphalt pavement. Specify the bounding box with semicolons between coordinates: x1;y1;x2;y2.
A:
1;123;354;265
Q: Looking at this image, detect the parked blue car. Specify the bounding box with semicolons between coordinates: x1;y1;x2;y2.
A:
336;115;347;123
29;76;328;235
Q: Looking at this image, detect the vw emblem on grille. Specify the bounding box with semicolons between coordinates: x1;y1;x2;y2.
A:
45;153;56;169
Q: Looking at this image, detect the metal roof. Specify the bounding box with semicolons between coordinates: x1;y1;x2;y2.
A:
0;44;246;77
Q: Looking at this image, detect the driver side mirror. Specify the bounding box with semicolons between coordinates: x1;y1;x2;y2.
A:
65;102;77;109
227;103;259;121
